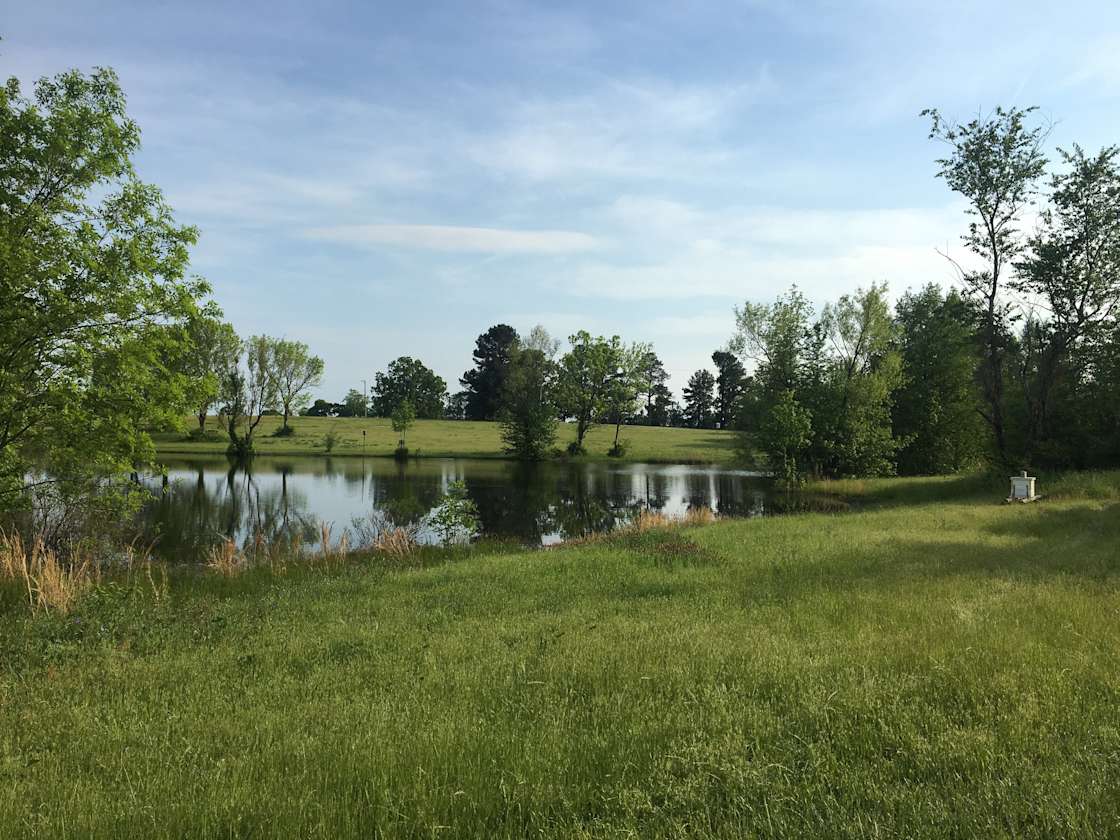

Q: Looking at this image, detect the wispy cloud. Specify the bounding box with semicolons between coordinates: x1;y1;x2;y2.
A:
302;223;601;254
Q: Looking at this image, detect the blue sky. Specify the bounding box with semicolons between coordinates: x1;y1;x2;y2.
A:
5;1;1120;399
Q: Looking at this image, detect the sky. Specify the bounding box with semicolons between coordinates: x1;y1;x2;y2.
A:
5;1;1120;400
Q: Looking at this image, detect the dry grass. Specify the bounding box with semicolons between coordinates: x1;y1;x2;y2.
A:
206;538;245;576
681;506;717;525
0;531;100;613
373;527;418;559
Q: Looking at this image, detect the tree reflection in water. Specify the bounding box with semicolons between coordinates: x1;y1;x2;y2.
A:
139;457;838;561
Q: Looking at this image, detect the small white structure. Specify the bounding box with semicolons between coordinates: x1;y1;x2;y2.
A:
1008;470;1039;503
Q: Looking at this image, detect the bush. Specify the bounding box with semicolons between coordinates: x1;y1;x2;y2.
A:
427;480;480;546
607;441;629;458
393;445;409;461
271;425;295;438
321;428;340;453
566;441;586;456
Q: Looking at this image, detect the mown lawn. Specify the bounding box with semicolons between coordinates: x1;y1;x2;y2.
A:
1;473;1119;838
152;416;739;463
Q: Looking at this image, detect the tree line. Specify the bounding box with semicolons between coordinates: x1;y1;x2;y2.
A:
4;59;1119;540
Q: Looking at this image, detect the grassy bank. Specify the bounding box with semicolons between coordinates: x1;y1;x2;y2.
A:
153;416;739;463
2;472;1119;837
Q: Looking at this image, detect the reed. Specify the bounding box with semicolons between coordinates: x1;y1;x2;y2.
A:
0;530;100;613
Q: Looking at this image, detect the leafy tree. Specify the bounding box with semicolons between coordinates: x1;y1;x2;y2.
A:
893;285;986;474
555;332;625;453
711;350;746;429
219;336;278;458
0;66;207;512
605;342;651;453
499;345;559;460
372;357;447;419
339;389;368;418
819;283;903;476
636;351;671;425
271;339;324;433
182;307;240;432
460;324;519;420
760;390;812;485
925;106;1048;462
683;370;716;428
445;391;468;421
304;399;340;417
427;479;480;545
1013;145;1120;462
391;399;416;449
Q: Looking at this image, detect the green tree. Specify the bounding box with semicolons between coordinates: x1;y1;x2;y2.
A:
604;342;650;453
711;350;746;429
271;339;324;433
636;351;670;425
893;285;986;474
499;345;559;460
820;283;903;476
1013;145;1120;463
924;106;1048;463
683;370;716;429
372;357;447;419
760;390;812;486
182;307;240;432
219;336;277;458
460;324;519;420
339;389;368;418
555;332;625;453
391;400;416;449
0;66;207;512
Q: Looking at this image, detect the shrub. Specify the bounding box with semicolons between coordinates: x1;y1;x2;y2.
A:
321;428;340;453
566;441;586;456
427;480;480;546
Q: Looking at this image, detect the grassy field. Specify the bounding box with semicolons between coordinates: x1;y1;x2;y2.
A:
153;416;739;463
2;472;1119;837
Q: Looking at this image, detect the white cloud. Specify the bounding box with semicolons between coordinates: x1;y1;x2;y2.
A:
302;223;601;254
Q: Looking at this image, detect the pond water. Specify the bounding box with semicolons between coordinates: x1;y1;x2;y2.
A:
141;456;841;561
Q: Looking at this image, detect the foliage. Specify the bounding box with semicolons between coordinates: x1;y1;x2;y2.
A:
682;370;716;429
426;479;480;545
893;286;987;474
219;336;278;458
340;389;368;418
181;307;240;432
391;400;416;447
711;350;745;429
271;339;324;432
636;351;672;425
924;105;1048;463
555;332;628;451
460;324;519;421
304;399;341;417
499;346;559;460
0;67;207;513
758;389;812;485
372;357;447;419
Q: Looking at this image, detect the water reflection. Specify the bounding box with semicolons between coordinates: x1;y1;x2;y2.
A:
140;456;829;561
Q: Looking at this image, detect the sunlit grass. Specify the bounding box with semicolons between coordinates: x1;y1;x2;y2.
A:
1;472;1118;837
153;416;740;463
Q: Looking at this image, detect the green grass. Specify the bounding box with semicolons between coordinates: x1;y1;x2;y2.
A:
153;417;739;463
2;472;1120;837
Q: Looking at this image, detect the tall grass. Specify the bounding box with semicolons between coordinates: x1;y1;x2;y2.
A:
0;531;99;612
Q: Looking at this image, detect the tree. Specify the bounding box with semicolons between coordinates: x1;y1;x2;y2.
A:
445;391;468;420
760;390;812;485
0;66;207;513
271;338;324;433
182;307;240;432
555;332;625;453
636;351;670;425
460;324;519;420
925;106;1048;462
523;324;560;359
683;370;716;428
372;357;447;419
893;285;986;474
304;399;340;417
219;336;278;458
819;283;903;476
499;346;559;459
391;400;416;449
711;351;745;429
603;342;651;453
1013;145;1120;462
337;389;368;418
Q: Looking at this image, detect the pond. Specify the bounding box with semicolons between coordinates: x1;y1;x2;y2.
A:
141;456;843;561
